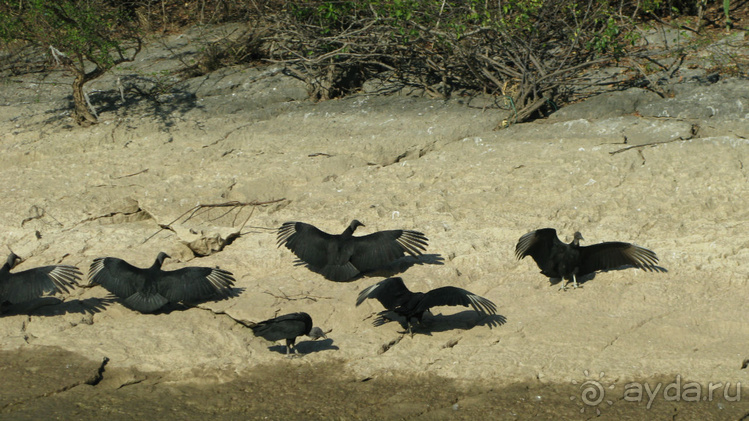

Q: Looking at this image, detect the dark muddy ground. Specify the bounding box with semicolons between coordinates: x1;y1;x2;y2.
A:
1;347;747;420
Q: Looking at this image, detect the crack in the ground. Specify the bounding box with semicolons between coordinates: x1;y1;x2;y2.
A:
69;208;153;231
86;357;109;386
609;132;694;156
377;137;462;168
602;310;675;352
442;337;461;349
0;355;109;412
21;318;30;344
378;334;405;354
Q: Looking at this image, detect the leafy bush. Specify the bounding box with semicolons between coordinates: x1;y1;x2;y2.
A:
3;0;731;127
258;0;636;123
0;0;141;125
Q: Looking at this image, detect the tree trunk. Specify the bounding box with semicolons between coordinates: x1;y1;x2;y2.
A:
72;72;98;126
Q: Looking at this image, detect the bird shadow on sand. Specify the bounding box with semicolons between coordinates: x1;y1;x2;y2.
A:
149;287;246;315
548;264;669;288
267;338;339;355
292;254;445;282
1;296;117;317
365;254;446;279
373;310;507;335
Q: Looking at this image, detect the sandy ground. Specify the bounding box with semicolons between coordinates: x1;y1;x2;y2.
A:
1;27;748;418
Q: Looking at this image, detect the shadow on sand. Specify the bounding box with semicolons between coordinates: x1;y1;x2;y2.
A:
266;338;339;356
373;310;507;335
293;253;445;283
1;296;117;317
548;264;669;288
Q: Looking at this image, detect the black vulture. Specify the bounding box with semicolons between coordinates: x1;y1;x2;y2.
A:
0;252;81;305
250;312;326;355
515;228;660;290
356;277;497;332
88;252;235;313
277;220;428;282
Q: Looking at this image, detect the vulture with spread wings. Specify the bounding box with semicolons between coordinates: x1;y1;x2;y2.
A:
356;277;497;332
1;252;81;306
277;220;428;282
515;228;660;290
88;252;235;313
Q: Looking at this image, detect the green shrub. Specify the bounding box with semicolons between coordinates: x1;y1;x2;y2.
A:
0;0;141;126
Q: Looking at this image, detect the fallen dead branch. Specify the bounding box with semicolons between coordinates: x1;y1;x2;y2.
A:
609;137;691;155
263;289;332;303
112;169;149;179
143;198;286;244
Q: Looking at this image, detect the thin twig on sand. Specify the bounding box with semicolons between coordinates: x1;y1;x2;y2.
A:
144;198;286;243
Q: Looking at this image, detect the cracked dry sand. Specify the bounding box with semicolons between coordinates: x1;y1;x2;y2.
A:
2;38;749;417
